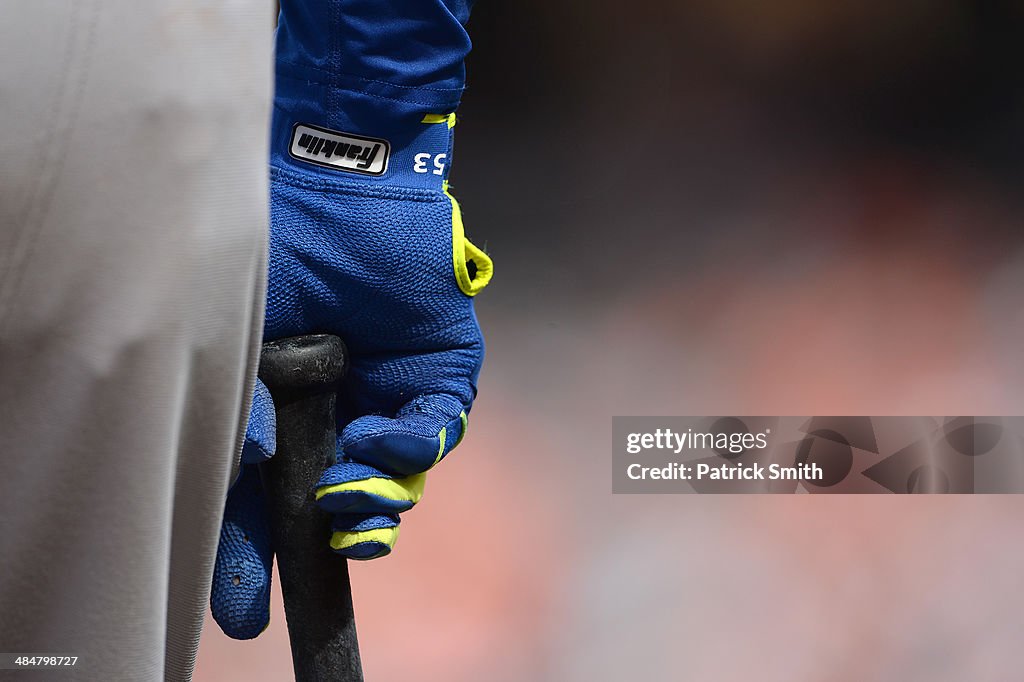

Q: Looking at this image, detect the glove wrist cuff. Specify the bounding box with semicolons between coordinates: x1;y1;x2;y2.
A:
272;71;458;192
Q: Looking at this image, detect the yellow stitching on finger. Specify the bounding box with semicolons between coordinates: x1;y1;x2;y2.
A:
432;427;448;467
455;411;468;448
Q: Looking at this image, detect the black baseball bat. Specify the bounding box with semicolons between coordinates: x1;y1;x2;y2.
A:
257;334;363;682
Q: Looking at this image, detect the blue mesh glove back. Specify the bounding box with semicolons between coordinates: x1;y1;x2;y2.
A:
211;0;489;640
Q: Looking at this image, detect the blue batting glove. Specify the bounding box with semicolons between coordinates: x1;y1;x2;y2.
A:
211;0;488;640
274;104;491;560
212;111;490;637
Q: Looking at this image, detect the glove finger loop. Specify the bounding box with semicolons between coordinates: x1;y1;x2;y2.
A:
448;190;493;296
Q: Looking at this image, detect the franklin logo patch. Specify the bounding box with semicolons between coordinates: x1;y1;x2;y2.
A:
289;123;389;175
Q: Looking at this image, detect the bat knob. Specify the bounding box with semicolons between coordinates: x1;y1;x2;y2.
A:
258;334;348;395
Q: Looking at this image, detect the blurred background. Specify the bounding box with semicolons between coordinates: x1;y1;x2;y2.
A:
197;1;1024;680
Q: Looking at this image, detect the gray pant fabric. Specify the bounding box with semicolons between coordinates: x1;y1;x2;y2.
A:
0;2;272;679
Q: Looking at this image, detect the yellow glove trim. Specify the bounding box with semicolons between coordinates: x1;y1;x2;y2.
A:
432;427;448;468
431;410;469;467
421;113;457;128
455;411;468;449
330;526;400;555
447;190;493;296
315;472;426;505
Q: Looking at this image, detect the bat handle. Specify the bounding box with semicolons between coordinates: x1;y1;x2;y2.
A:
257;334;363;682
